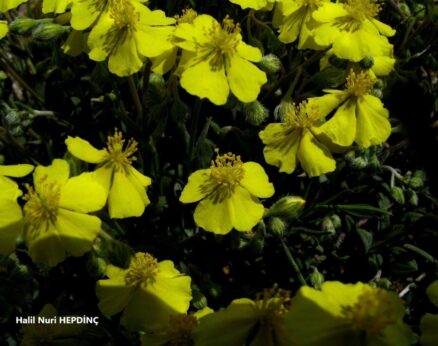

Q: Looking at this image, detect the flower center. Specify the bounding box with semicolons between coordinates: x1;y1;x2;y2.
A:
346;70;373;96
103;130;138;173
284;101;320;129
109;0;139;30
341;288;397;336
23;180;61;237
176;8;198;24
344;0;381;21
165;314;197;346
125;252;159;286
253;285;291;330
199;16;241;71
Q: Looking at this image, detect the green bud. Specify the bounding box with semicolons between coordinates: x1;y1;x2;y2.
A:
269;217;286;236
310;268;325;289
409;170;425;189
330;214;342;229
321;216;336;234
5;110;22;126
373;79;384;89
377;277;392;289
328;55;347;68
360;55;374;69
370;88;383;99
274;100;293;121
390;186;405;205
399;3;411;17
406;189;419;206
266;196;305;220
243;100;269;126
412;3;425;19
9;17;41;34
259;54;282;75
32;23;69;40
368;154;381;170
344;150;356;162
351;156;368;169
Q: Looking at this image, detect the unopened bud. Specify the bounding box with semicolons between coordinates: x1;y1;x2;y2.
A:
399;3;411;17
310;268;324;289
360;55;374;69
269;217;286;236
259;54;282;75
321;216;336;234
32;23;69;40
409;170;425;189
9;17;41;34
368;154;381;170
266;196;305;220
370;88;383;99
328;55;347;68
330;214;342;229
406;189;418;206
377;277;392;289
390;186;405;205
243;100;269;126
351;156;368;169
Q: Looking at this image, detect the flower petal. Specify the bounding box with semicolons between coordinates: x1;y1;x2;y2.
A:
229;186;265;232
0;164;34;178
0;21;7;40
96;276;135;317
236;41;262;62
194;195;233;234
65;136;107;163
0;198;23;255
180;169;212;203
240;162;274;198
34;159;70;191
70;0;102;30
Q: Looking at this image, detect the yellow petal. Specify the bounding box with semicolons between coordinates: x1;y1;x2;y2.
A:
150;47;178;75
277;6;306;44
65;136;107;163
59;172;107;213
226;54;267;103
0;21;8;40
0;176;21;200
136;26;175;58
240;162;274;198
307;92;348;118
33;159;70;192
108;31;144;77
421;314;438;346
96;275;135;317
370;18;396;37
108;171;147;218
0;198;23;255
0;0;27;12
355;95;391;148
426;281;438;307
42;0;70;14
180;60;229;106
318;99;356;147
0;164;34;177
229;0;269;10
173;15;215;51
87;12;114;62
372;55;395;76
179;169;211;203
194;195;233;235
259;124;300;174
92;166;113;195
297;130;336;177
194;298;257;346
70;0;102;30
138;6;175;26
229;186;265;232
236;41;262;62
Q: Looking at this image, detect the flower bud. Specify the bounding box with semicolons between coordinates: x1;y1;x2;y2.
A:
409;170;425;189
360;55;374;69
399;3;411;17
310;268;324;289
328;55;347;68
243;100;269;126
390;186;405;205
377;277;392;289
406;189;419;206
259;54;281;75
368;154;381;170
268;217;286;236
266;196;305;220
32;23;69;40
351;156;368;169
321;216;336;234
370;88;383;99
330;214;342;229
9;17;41;34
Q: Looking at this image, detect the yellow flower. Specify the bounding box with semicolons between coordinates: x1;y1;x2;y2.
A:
0;0;27;12
173;14;267;105
421;281;438;346
285;281;412;346
310;69;391;148
20;304;85;344
22;159;106;267
150;8;198;75
179;151;274;235
259;100;336;177
274;0;329;49
0;164;33;255
312;0;395;61
195;286;294;346
229;0;276;11
140;307;213;346
42;0;71;14
96;252;192;331
0;20;8;40
86;0;175;76
65;131;152;219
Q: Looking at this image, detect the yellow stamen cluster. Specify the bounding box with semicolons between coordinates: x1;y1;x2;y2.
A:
200;16;241;70
344;0;381;21
125;252;159;286
210;150;245;187
109;0;139;30
346;70;373;96
253;284;291;329
176;8;198;24
23;179;61;237
284;101;320;129
341;288;396;336
165;314;198;346
103;130;138;172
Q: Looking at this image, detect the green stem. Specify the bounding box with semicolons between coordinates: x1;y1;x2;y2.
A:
188;98;202;163
282;66;303;101
404;244;438;265
281;237;307;286
127;75;143;123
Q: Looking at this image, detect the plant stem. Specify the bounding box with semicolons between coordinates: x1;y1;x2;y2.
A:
127;75;143;123
188;98;202;166
281;237;307;286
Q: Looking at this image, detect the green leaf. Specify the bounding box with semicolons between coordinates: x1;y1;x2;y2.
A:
356;228;373;252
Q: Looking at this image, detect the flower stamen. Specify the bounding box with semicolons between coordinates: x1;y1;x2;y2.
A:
346;70;373;96
125;252;159;286
284;101;320;129
103;130;138;173
165;314;198;346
